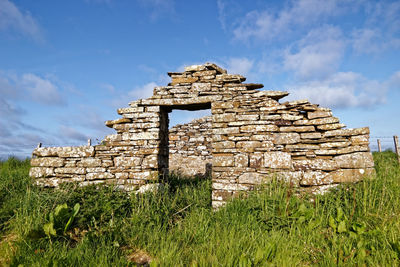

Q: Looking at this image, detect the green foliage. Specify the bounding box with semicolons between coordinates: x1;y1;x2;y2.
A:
0;153;400;266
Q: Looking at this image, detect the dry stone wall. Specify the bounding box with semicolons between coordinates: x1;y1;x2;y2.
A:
30;62;375;208
169;116;212;177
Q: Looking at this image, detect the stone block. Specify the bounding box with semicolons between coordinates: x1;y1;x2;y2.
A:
213;141;235;149
307;110;332;119
316;123;345;131
327;168;375;183
58;146;95;158
334;152;374;168
294;117;339;126
235;153;248;167
300;132;322;139
264;152;292;169
274;133;300;144
249;153;263;168
114;157;142;167
79;158;102;167
238;172;265;184
323;127;369;137
293;159;338;171
29;167;54;178
300;171;333;186
280;126;315;132
31;157;64;167
240;125;279;132
171;77;199;85
54;167;86;175
213;154;235;167
142;155;158;168
86;172;114;180
213;113;236;122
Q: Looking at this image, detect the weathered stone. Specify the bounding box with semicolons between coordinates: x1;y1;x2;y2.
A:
170;77;199;85
29;167;54;178
286;144;319;150
293;159;338;171
86;172;114;180
31;157;64;167
214;141;235;149
238;172;265;184
114;157;142;167
350;135;369;145
320;141;351;148
317;123;345;131
216;74;246;82
249;153;263;168
240;125;279;132
185;64;207;72
58;147;95;158
264;152;292;169
235;153;249;167
300;132;322;139
280;126;315;132
213;154;235;167
281;114;303;121
307;110;332;119
300;171;333;186
192;70;217;77
54;167;86;175
79;158;102;167
323;127;370;137
327;168;375;183
273;133;300;144
334;152;374;168
294;117;339;126
213;113;236;122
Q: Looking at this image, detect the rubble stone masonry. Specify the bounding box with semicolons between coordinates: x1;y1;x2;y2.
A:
30;63;375;208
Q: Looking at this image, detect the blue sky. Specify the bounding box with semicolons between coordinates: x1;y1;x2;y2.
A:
0;0;399;158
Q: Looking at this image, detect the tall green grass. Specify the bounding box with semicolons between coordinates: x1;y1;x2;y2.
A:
1;152;399;266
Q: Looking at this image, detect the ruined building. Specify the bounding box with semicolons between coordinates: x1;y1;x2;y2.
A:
30;63;375;208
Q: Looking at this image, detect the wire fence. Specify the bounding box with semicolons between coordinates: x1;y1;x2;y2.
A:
370;136;397;152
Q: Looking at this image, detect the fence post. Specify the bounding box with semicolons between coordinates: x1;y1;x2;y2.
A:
88;139;92;146
37;143;42;148
394;135;400;164
377;139;382;152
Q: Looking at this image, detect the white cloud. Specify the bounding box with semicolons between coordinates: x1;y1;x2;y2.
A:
233;0;342;42
225;57;254;76
217;0;227;31
351;28;383;54
59;125;89;142
111;82;158;108
283;26;345;79
21;73;64;105
287;71;388;109
0;71;65;106
128;82;157;100
0;0;43;41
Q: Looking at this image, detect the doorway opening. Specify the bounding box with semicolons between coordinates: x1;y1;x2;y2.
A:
158;104;212;179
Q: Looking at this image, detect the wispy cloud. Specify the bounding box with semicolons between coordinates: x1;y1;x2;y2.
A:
0;0;43;42
287;71;392;109
137;0;175;21
0;71;65;106
232;0;342;42
225;57;254;76
283;26;345;79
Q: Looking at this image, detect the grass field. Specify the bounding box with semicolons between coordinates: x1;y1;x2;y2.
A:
1;152;400;266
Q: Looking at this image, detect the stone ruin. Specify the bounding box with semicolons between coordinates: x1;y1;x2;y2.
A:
30;63;375;208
